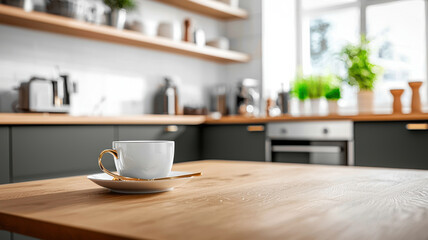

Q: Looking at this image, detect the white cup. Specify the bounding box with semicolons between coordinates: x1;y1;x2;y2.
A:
98;141;174;179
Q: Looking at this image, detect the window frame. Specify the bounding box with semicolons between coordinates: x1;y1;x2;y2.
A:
296;0;428;103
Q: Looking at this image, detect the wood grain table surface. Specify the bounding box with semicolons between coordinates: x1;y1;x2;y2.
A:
0;160;427;240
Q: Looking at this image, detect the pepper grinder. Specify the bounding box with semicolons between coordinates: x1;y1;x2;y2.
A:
408;81;423;114
183;18;193;42
390;89;404;114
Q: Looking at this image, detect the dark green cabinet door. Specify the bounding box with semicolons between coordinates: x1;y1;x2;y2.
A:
0;127;10;184
12;126;115;182
118;125;200;163
202;125;266;161
355;121;428;169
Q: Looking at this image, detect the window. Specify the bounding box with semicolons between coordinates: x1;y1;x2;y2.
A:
298;0;427;111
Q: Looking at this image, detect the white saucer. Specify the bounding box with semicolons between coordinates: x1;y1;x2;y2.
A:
87;171;195;194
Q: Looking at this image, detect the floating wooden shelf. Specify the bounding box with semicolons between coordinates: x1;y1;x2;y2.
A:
155;0;248;20
0;4;250;63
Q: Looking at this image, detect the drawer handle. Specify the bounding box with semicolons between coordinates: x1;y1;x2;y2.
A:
406;123;428;130
272;145;341;153
165;125;178;132
247;125;264;132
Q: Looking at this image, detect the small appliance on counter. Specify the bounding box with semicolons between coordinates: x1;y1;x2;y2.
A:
210;84;229;116
16;74;74;113
154;77;180;115
277;83;289;114
236;78;260;116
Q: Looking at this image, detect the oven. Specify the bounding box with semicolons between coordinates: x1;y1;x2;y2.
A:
266;121;354;165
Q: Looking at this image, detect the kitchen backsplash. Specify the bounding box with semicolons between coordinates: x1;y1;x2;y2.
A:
0;0;259;116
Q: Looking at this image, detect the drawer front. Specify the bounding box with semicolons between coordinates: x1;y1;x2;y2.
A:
12;126;115;182
0;127;10;184
268;121;353;140
202;125;266;161
355;121;428;169
118;125;200;163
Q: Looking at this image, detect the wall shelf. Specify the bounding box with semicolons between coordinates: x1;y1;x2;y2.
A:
155;0;248;20
0;5;250;63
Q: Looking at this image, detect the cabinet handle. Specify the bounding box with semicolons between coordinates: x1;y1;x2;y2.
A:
165;125;178;132
406;123;428;130
247;125;264;132
272;145;342;153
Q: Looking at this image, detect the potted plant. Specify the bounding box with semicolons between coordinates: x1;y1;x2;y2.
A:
307;75;327;115
103;0;136;30
324;75;341;115
291;75;309;116
340;36;381;114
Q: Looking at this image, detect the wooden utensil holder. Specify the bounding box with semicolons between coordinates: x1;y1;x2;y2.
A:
390;89;404;114
408;81;423;114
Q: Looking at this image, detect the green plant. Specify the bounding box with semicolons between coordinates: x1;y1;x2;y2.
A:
104;0;136;10
325;87;341;100
307;75;327;99
324;74;341;100
340;36;381;91
291;75;309;101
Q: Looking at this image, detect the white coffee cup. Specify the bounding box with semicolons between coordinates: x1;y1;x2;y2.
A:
98;141;174;179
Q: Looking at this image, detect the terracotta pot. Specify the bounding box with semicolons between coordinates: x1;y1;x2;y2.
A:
328;100;338;115
357;90;374;114
310;98;321;115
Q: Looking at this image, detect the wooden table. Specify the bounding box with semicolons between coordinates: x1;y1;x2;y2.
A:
0;160;428;240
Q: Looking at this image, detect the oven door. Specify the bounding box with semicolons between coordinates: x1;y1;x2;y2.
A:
271;140;348;165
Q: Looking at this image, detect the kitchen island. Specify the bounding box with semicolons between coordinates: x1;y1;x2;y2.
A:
0;160;427;240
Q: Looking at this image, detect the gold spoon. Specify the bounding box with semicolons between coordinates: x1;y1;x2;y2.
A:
111;172;202;182
99;149;202;181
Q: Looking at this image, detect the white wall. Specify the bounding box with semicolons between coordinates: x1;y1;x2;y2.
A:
0;0;227;115
224;0;263;114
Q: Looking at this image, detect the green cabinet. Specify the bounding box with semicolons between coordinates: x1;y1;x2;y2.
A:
118;125;201;163
202;124;266;161
355;121;428;170
11;126;115;182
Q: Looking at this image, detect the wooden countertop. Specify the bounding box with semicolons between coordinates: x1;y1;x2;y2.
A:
0;113;206;125
205;113;428;124
1;113;428;125
0;160;427;240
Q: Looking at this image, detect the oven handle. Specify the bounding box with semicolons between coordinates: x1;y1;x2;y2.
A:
272;145;342;153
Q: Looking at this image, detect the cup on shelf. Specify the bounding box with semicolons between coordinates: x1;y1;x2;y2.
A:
217;0;239;8
158;21;182;41
141;21;157;37
206;37;230;50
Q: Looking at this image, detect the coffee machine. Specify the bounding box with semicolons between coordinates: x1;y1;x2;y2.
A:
236;78;260;116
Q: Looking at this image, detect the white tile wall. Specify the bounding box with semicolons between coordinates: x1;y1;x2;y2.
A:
224;0;263;114
0;0;228;115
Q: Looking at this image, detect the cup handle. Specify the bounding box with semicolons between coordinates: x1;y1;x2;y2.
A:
98;149;122;180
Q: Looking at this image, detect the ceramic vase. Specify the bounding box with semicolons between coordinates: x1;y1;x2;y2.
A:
310;98;321;115
298;100;305;116
357;90;374;114
109;8;127;30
